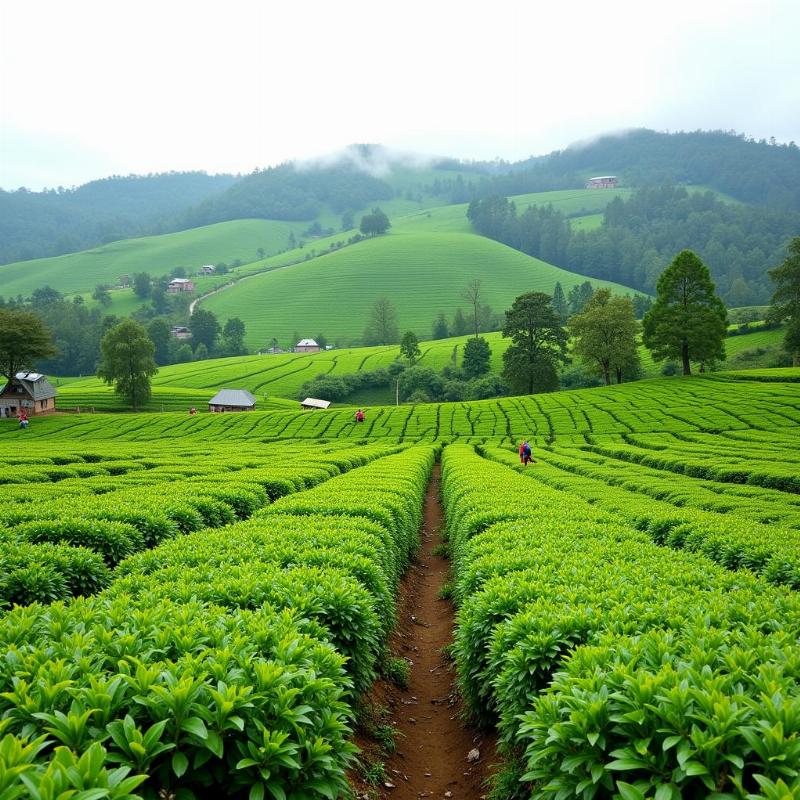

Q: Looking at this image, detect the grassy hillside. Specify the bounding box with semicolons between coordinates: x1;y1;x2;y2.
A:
56;325;786;410
201;231;635;347
0;219;308;298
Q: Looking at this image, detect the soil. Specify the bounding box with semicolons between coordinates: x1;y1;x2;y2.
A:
354;463;496;800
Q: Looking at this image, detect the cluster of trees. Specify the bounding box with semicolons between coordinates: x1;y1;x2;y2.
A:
359;207;391;237
467;186;799;305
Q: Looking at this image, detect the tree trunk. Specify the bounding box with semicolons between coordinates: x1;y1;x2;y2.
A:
603;368;611;385
794;351;800;367
615;367;623;384
682;341;691;375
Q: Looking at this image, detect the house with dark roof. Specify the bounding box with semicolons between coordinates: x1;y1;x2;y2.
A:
208;388;257;412
0;372;58;417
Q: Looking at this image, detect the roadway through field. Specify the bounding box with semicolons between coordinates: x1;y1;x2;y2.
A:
377;464;495;799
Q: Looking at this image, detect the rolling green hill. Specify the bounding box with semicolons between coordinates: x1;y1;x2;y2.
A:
0;219;308;298
200;230;635;347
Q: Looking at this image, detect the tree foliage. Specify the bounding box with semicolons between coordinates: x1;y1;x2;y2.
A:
400;331;421;364
189;308;221;351
552;282;568;323
147;318;172;365
642;250;727;375
0;308;57;383
363;297;399;345
432;312;449;340
501;292;569;395
462;336;491;378
569;289;639;385
222;317;247;357
769;236;800;365
96;319;157;410
359;207;391;237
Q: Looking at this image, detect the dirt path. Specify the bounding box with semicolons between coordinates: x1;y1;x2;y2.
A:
377;463;495;799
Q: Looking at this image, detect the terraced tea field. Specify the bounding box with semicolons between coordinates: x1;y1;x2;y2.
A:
1;370;799;798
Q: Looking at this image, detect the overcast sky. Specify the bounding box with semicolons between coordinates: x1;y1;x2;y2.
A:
1;0;798;189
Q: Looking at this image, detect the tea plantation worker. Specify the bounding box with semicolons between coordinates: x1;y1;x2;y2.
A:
189;406;197;415
355;408;365;423
522;440;534;465
518;441;526;463
19;410;29;429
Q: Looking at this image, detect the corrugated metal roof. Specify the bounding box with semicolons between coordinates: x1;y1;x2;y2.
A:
4;373;57;401
208;388;257;407
300;397;330;409
296;339;318;347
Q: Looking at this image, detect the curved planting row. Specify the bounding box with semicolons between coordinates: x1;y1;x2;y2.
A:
0;442;400;608
441;444;800;799
482;444;800;589
0;445;434;799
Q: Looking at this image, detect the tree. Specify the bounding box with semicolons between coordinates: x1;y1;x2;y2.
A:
552;282;568;323
462;279;483;337
432;312;449;340
222;317;247;356
400;331;421;364
315;333;328;351
189;308;221;352
569;289;640;385
359;207;391;237
31;286;62;306
174;343;193;363
451;308;469;337
0;308;57;383
193;343;209;361
642;250;727;375
363;297;399;345
92;285;112;307
341;210;355;231
256;247;265;260
501;292;569;395
147;318;172;365
769;237;800;365
96;319;157;410
462;336;491;378
133;272;151;299
567;281;595;315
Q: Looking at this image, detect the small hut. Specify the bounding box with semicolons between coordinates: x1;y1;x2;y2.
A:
300;397;330;411
0;372;58;417
208;389;257;412
294;339;321;353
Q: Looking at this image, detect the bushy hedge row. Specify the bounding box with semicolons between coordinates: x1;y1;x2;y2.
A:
0;445;434;798
482;444;800;589
587;440;800;494
441;444;800;799
0;442;401;607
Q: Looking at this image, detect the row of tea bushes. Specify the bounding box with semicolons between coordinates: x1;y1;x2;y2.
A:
0;446;434;798
0;442;401;607
585;439;800;494
441;445;800;799
482;445;800;589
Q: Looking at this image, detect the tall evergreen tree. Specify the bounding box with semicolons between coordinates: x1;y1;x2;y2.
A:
451;308;469;337
769;236;800;365
552;282;568;323
363;297;399;345
642;250;727;375
501;292;569;394
432;312;449;340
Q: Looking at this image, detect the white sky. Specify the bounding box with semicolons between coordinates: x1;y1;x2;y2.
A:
1;0;798;189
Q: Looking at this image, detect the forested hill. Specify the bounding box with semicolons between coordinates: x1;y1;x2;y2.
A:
0;172;236;265
498;130;800;210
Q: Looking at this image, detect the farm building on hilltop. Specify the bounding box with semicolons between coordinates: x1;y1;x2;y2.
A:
167;278;195;293
301;397;330;411
0;372;57;417
586;176;619;189
208;389;257;412
199;265;216;275
294;339;320;353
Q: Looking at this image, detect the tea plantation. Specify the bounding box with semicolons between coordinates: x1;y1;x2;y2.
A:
1;371;799;798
